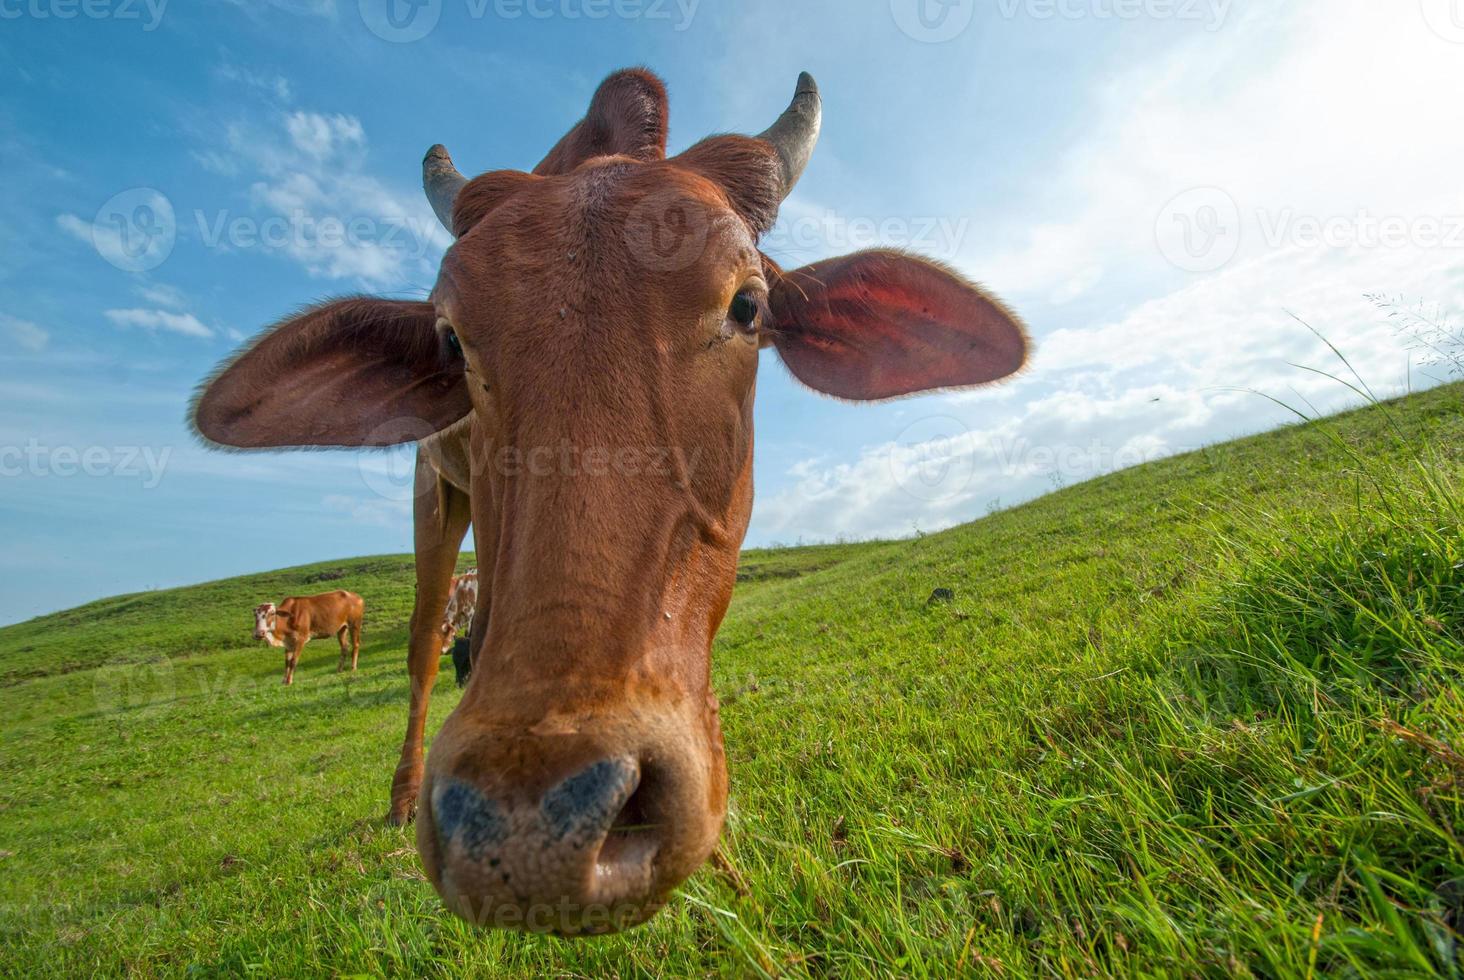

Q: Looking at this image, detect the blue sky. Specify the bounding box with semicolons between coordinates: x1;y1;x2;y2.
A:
3;0;1463;624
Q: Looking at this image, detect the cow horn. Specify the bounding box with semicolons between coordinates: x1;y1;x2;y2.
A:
423;144;468;234
757;72;822;200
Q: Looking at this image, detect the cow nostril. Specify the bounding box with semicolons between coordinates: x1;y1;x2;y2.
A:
432;778;508;863
594;765;662;880
540;758;638;845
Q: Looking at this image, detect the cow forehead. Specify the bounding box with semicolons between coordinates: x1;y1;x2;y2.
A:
436;163;758;322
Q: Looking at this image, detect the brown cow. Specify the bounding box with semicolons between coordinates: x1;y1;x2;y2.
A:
439;568;478;653
194;69;1027;934
253;590;364;685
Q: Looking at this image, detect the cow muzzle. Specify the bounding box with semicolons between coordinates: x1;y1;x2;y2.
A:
417;716;725;935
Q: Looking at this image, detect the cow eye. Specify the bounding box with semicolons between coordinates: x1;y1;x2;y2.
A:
729;291;760;331
436;316;463;358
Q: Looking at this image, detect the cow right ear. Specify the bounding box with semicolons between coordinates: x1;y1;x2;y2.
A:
192;298;471;449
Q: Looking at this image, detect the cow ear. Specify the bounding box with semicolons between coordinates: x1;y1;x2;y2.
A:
534;68;669;176
192;298;470;449
671;135;784;238
766;249;1029;400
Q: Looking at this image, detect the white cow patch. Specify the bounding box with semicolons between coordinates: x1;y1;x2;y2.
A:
441;570;479;650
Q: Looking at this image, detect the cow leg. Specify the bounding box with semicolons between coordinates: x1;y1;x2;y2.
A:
386;455;471;826
283;636;303;686
349;618;361;672
336;626;350;672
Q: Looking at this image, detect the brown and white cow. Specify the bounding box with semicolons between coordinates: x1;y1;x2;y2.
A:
253;590;365;685
194;69;1027;934
439;568;478;653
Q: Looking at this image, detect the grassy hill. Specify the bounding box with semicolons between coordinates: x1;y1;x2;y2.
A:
2;383;1462;977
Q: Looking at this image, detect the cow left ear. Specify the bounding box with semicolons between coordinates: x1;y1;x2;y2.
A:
192;298;470;449
765;249;1028;400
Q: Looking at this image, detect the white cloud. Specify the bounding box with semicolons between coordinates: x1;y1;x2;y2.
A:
753;334;1395;545
0;314;49;352
756;378;1225;542
755;240;1444;544
214;61;293;103
55;213;91;245
135;283;188;309
104;308;214;339
199;106;450;288
749;1;1464;545
970;2;1464;306
284;111;364;159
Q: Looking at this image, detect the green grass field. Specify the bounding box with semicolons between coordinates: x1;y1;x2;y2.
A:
3;382;1462;977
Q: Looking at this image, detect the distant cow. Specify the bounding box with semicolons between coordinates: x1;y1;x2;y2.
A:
439;568;478;653
253;590;364;685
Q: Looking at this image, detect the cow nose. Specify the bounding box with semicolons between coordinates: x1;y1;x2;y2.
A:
422;757;665;934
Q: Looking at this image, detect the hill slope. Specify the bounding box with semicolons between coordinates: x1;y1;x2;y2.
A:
2;383;1462;977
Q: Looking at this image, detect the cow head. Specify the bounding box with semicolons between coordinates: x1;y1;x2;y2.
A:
193;69;1027;934
253;602;283;647
440;571;477;653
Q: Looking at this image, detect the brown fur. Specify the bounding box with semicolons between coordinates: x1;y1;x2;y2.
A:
193;68;1028;934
